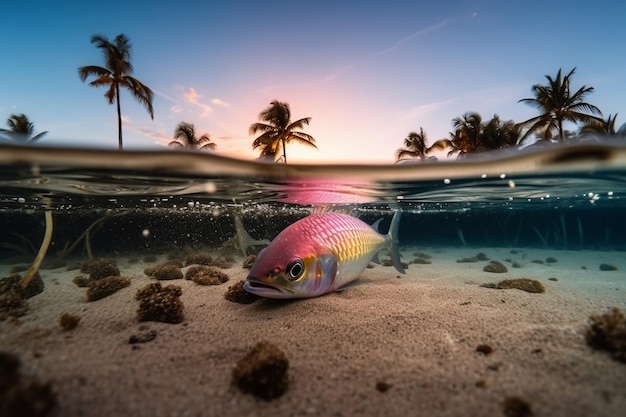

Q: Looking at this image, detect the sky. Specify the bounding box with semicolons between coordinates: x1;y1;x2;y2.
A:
1;0;625;163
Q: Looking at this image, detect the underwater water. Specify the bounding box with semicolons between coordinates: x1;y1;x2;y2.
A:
1;139;625;417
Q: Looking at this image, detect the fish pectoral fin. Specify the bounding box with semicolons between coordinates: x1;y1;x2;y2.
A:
317;254;338;278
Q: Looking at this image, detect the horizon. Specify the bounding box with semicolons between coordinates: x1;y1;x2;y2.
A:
1;1;625;163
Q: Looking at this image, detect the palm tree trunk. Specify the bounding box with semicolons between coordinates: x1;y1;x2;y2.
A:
281;138;287;164
116;84;123;150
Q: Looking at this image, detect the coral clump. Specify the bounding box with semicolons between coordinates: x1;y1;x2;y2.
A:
144;262;184;280
0;273;45;320
184;253;213;266
502;396;532;417
59;313;81;330
585;307;626;363
135;283;184;324
483;261;508;273
80;258;120;280
224;281;259;304
496;278;545;293
86;276;130;302
0;352;57;417
184;265;229;285
242;255;256;269
232;341;289;400
599;263;618;271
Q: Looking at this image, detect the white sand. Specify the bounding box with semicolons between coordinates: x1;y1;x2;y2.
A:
1;247;625;417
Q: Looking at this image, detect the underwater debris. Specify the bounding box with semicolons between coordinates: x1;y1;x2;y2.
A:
58;313;81;330
496;278;545;293
412;252;432;259
585;307;626;363
86;276;130;302
483;261;508;273
80;258;120;280
502;396;533;417
457;257;479;263
242;255;256;269
184;265;229;285
135;283;184;324
476;344;494;355
381;259;409;270
548;277;558;282
232;340;289;400
410;257;432;265
0;352;58;417
129;327;157;344
530;259;544;264
511;261;523;268
545;257;558;264
224;280;259;304
599;263;618;271
375;380;392;393
145;263;183;281
72;276;90;288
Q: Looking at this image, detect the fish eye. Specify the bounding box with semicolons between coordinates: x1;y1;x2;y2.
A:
286;258;304;281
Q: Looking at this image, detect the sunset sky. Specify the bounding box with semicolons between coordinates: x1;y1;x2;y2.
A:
1;1;625;163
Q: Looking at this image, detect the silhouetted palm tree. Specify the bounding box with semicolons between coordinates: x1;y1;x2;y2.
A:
78;34;154;150
481;115;520;150
580;114;626;138
518;68;603;142
0;114;48;142
168;122;216;151
431;113;518;158
395;128;442;161
249;100;316;163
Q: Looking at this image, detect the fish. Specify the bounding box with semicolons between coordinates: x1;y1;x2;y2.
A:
244;210;404;299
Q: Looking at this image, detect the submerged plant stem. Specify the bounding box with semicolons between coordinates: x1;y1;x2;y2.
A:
456;228;467;246
21;210;53;289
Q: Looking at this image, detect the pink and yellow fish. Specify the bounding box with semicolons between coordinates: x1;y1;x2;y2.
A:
244;211;404;299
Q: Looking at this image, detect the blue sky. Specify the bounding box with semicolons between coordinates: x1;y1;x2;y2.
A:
1;0;625;163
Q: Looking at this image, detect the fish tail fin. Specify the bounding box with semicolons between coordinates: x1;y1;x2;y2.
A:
386;210;405;274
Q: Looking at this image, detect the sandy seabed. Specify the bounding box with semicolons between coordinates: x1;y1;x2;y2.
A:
1;246;625;417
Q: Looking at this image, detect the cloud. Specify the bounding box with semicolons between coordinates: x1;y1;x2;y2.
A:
378;19;450;55
183;87;212;117
211;98;229;107
170;104;183;114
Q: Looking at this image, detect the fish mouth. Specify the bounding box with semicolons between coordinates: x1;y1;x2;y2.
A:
244;278;294;299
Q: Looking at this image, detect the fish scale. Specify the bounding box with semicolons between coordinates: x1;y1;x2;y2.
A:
296;214;386;260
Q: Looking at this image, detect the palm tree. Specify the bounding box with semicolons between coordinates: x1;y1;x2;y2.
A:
431;113;519;158
395;128;441;161
580;114;626;138
518;68;603;142
78;34;154;150
480;115;520;150
168;122;216;151
0;114;48;142
249;100;317;163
